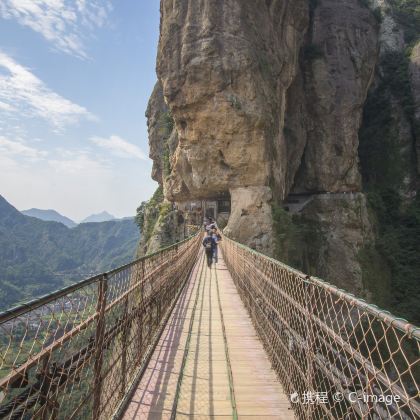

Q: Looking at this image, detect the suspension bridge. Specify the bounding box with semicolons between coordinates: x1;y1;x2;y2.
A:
0;232;419;419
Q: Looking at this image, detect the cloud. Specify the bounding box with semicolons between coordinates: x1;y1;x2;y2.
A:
91;135;147;160
48;150;110;175
0;51;94;130
0;136;111;174
0;147;156;220
0;0;112;59
0;101;14;111
0;136;47;160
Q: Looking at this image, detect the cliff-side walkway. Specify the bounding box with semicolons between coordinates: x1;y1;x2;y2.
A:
122;250;293;419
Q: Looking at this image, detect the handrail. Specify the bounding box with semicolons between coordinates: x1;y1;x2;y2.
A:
1;229;418;420
221;235;420;420
223;235;420;340
0;232;199;324
0;232;202;420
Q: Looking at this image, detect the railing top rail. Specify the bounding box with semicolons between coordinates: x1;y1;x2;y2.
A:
0;232;202;420
0;231;200;324
222;234;420;341
221;234;420;420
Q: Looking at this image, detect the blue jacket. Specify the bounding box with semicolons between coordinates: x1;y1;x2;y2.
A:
203;236;216;252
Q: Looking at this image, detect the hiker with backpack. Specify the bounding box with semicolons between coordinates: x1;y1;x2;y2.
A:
208;219;217;231
202;230;216;268
212;229;222;264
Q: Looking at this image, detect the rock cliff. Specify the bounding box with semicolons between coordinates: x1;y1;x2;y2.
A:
139;0;419;321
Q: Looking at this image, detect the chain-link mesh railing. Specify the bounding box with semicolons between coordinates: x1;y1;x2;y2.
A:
221;236;420;420
0;233;201;420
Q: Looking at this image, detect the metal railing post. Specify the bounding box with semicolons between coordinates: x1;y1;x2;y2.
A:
120;296;129;398
136;260;145;364
305;279;315;420
93;274;108;420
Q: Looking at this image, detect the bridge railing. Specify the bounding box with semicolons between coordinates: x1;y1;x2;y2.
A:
0;233;201;420
221;236;420;420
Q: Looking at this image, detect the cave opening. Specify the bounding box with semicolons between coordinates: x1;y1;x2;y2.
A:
177;191;231;228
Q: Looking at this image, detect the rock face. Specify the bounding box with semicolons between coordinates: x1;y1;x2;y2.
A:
146;82;169;186
410;42;420;173
142;0;419;298
155;0;309;253
300;193;373;296
292;0;378;193
224;187;274;252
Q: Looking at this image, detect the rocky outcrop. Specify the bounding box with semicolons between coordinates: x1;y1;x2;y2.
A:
155;0;310;253
141;0;418;299
292;0;378;193
143;208;186;254
146;83;170;186
356;0;419;200
300;193;373;296
224;187;274;253
357;0;420;320
137;193;186;256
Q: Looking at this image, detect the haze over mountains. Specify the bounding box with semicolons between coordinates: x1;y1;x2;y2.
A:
81;211;116;223
21;209;120;226
22;208;77;228
0;195;140;311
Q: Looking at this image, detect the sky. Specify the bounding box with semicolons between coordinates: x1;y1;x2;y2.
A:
0;0;160;221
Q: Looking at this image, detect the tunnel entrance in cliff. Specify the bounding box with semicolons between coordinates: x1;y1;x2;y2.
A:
177;192;231;229
203;193;231;228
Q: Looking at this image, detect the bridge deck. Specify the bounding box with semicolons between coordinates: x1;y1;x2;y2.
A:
123;250;293;419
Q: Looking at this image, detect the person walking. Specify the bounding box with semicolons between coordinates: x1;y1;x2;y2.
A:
203;217;209;232
212;229;222;264
204;217;212;233
208;218;217;231
202;230;216;268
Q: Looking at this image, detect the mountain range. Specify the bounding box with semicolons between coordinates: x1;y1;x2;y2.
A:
22;208;77;228
80;211;115;223
21;209;119;226
0;195;140;311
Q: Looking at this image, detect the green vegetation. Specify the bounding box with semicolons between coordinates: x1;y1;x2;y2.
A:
159;110;175;137
135;201;146;231
0;196;139;311
359;40;420;324
388;0;420;45
357;0;383;23
359;50;416;189
272;204;325;275
163;145;171;177
359;60;404;189
136;186;165;244
358;244;392;309
365;191;420;325
159;201;172;219
372;7;383;23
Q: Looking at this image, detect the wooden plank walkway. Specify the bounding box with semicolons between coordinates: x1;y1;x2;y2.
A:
123;250;293;419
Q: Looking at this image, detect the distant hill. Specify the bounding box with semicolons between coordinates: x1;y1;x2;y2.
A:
0;195;140;311
21;208;77;228
81;211;115;223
